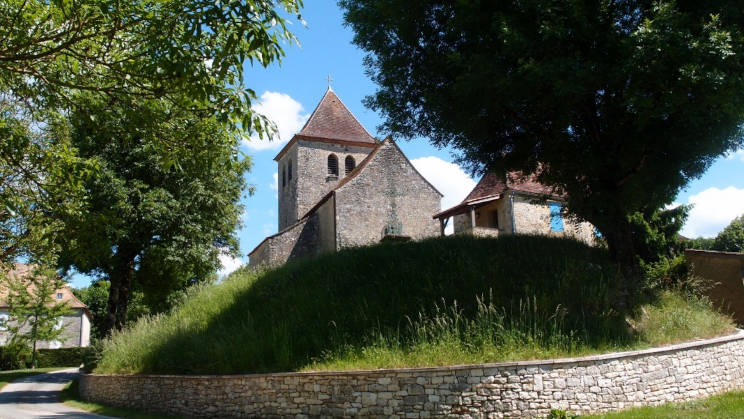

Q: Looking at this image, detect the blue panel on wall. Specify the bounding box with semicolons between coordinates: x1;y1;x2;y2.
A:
550;202;564;232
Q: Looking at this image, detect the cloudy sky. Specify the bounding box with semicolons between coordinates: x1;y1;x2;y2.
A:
221;1;744;277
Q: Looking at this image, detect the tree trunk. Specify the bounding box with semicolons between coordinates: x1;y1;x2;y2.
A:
604;216;643;311
31;338;37;369
102;247;137;336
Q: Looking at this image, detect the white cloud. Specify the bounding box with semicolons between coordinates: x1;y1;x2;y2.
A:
680;186;744;238
270;172;278;191
242;91;309;151
724;149;744;162
411;156;476;234
217;252;244;278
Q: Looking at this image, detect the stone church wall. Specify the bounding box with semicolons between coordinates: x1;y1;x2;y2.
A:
249;213;323;268
277;143;299;230
293;141;372;226
316;195;336;253
334;142;440;248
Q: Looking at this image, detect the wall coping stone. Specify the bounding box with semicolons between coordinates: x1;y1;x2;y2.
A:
85;329;744;379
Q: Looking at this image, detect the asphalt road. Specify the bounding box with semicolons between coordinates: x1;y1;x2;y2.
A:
0;369;114;419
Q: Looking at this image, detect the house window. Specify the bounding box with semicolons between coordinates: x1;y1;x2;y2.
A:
56;293;63;300
288;159;292;181
550;202;564;232
345;155;356;175
282;166;286;188
327;154;339;176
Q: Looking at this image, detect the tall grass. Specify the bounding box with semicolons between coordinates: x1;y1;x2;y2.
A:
94;235;734;374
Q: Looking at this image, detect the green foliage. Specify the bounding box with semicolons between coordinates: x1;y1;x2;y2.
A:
92;236;733;375
1;0;302;269
583;390;744;418
684;237;716;250
34;347;86;368
340;0;744;289
0;104;91;267
0;0;303;142
56;95;248;334
629;205;689;263
548;409;577;419
713;214;744;252
74;282;151;340
0;340;31;370
0;266;72;367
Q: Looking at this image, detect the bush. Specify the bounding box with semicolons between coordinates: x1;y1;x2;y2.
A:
0;340;31;370
35;347;87;368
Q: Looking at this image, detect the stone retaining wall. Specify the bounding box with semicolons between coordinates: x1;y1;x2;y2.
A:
79;331;744;418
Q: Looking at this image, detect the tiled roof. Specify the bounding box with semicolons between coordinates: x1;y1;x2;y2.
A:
465;171;556;202
297;88;376;144
434;171;560;219
0;264;88;310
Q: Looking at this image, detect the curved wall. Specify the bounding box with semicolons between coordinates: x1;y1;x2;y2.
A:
80;331;744;418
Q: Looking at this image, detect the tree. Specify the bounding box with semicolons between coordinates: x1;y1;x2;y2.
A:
1;102;94;269
628;205;690;263
1;266;71;368
1;0;303;267
74;281;150;340
0;0;303;142
341;1;744;300
57;95;249;334
713;214;744;252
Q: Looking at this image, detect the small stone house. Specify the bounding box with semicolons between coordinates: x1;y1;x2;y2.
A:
249;88;443;267
0;264;91;348
434;172;595;244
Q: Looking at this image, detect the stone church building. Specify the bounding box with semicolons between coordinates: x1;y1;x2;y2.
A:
249;88;443;267
249;88;596;268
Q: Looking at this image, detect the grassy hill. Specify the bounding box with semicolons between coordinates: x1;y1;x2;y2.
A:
94;235;734;375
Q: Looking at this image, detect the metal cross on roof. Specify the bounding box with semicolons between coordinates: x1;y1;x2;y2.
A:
326;74;334;90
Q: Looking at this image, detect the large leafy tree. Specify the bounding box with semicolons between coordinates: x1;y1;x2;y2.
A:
341;0;744;299
57;96;250;334
0;0;303;138
1;0;302;266
0;102;90;268
713;214;744;252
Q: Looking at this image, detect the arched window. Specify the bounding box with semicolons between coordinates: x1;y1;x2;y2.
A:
327;154;339;176
282;166;286;188
345;155;356;175
288;159;293;181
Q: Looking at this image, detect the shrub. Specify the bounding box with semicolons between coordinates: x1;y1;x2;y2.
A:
35;347;87;368
0;339;31;370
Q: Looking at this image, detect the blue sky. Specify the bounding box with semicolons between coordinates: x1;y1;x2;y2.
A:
72;0;744;285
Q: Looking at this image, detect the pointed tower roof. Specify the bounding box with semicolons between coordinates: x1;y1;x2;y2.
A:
275;88;377;161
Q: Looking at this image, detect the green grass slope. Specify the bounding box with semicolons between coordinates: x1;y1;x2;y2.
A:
95;235;734;375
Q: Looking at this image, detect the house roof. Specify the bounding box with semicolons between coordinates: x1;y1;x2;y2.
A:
433;171;560;219
0;264;89;311
274;88;378;161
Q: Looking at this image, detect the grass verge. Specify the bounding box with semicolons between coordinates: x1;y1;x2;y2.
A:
61;379;182;419
0;367;69;390
582;390;744;418
93;235;735;375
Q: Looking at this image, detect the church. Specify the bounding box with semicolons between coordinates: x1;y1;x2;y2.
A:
249;88;443;267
